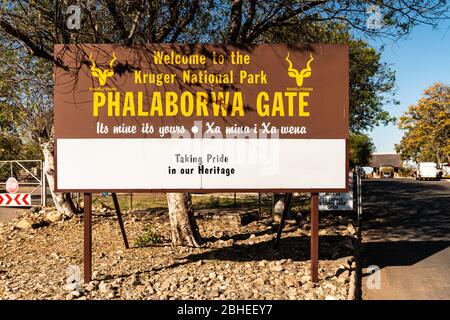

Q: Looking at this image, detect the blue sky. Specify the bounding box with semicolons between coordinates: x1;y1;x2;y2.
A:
364;21;450;153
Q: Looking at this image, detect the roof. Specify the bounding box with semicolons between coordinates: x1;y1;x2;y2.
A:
369;153;402;168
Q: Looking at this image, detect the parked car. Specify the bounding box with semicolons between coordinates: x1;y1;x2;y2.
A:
379;166;394;178
416;162;440;180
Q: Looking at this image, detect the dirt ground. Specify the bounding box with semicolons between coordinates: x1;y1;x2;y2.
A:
0;199;357;300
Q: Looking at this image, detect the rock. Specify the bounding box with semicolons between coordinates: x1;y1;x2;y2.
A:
210;289;220;298
65;293;74;300
63;282;79;292
196;260;203;266
160;280;171;291
15;219;32;230
285;275;299;287
240;211;258;226
271;265;284;272
249;234;256;239
50;252;59;259
29;207;40;214
253;277;266;286
45;211;63;223
302;282;314;291
85;283;96;292
107;290;116;299
98;281;112;293
346;223;356;235
300;275;310;283
304;292;315;300
70;290;81;298
258;260;266;267
325;295;338;300
130;274;141;286
170;283;178;291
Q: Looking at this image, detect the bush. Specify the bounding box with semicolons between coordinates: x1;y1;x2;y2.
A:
134;226;163;247
400;167;414;177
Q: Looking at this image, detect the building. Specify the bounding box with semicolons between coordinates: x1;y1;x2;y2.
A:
369;153;403;178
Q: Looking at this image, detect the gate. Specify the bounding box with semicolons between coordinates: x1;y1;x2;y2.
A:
0;160;46;206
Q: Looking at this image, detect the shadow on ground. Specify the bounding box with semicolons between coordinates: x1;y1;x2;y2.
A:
362;240;450;268
362;179;450;242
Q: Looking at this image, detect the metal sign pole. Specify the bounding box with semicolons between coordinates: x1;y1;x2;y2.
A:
84;193;92;283
41;161;46;207
112;193;129;249
311;192;319;283
357;167;362;221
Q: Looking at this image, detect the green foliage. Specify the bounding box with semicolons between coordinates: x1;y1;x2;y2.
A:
134;226;163;248
207;195;222;207
396;83;450;164
399;167;414;177
349;132;375;168
0;132;22;160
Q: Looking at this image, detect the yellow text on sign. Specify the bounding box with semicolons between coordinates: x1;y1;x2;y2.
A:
92;91;310;117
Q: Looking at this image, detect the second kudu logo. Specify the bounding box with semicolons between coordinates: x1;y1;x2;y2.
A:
285;52;314;87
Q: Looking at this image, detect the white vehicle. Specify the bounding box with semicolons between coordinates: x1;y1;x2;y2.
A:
439;163;450;178
416;162;439;180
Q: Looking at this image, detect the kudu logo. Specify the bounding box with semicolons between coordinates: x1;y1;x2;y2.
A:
285;52;314;87
88;52;117;86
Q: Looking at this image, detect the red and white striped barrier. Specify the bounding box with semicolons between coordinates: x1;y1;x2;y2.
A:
0;193;31;206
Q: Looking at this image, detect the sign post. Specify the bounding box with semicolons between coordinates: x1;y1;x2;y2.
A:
311;193;319;283
54;43;349;284
83;193;92;283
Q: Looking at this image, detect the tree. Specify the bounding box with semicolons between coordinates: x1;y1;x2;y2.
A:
0;0;448;246
396;82;450;164
349;132;375;167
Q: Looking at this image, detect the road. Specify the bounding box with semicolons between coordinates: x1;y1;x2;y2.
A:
361;178;450;300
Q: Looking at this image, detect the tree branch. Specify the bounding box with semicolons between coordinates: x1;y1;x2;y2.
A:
226;0;243;44
0;18;64;68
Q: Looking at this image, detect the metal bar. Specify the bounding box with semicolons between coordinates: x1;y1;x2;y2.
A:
0;160;42;163
15;161;41;182
258;193;261;220
41;161;46;206
0;182;41;185
29;186;40;194
112;193;129;249
84;193;92;283
358;168;362;221
274;192;292;249
311;192;319;283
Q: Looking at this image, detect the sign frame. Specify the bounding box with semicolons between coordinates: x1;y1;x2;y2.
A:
54;43;349;193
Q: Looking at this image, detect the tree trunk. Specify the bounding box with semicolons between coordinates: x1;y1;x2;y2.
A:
41;141;77;217
167;193;202;247
272;193;286;223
